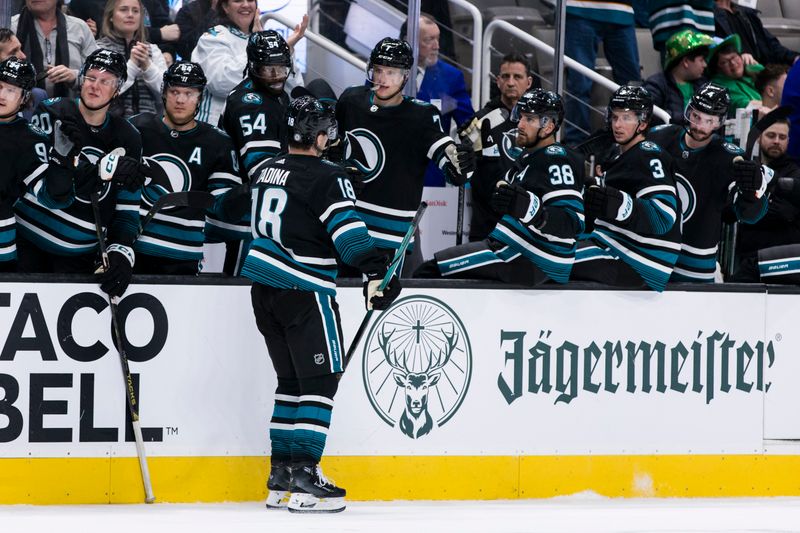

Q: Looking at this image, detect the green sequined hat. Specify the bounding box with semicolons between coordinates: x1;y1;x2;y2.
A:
664;29;715;70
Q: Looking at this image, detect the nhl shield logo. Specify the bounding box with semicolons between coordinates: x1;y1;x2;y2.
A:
362;296;472;440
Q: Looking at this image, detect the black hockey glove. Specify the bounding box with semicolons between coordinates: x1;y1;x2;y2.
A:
99;153;149;191
49;119;80;170
490;181;543;225
363;271;402;311
343;166;367;196
444;139;476;186
57;115;83;146
98;244;135;298
733;158;762;195
584;185;632;223
221;182;252;220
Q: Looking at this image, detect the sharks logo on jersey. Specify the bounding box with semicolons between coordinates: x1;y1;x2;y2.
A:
674;172;696;228
144;153;193;192
74;146;112;204
501;128;523;160
344;128;386;183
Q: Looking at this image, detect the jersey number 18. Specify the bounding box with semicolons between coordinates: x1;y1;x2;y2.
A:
257;188;288;243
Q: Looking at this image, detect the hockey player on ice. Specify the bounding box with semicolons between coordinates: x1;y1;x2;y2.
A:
14;49;150;298
572;85;681;292
129;61;240;274
330;37;475;276
241;96;401;513
647;82;771;282
414;89;585;285
0;57;78;271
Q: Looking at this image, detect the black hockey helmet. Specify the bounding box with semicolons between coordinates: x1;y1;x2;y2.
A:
368;38;413;71
607;85;654;123
286;95;337;147
688;82;730;118
247;30;292;79
163;61;207;92
0;56;36;99
80;48;127;87
511;89;564;131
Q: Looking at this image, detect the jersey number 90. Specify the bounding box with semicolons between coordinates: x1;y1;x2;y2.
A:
257;188;288;243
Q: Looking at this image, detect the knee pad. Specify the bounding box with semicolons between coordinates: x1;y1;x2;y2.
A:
276;377;300;397
298;373;339;400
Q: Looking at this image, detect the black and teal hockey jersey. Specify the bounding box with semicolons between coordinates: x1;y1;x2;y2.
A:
648;124;768;282
437;143;584;283
580;139;681;291
241;153;386;295
219;78;289;179
0;117;72;263
334;85;456;250
16;97;143;255
129;113;240;262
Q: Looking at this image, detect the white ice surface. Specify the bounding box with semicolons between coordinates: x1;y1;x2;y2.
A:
2;496;800;533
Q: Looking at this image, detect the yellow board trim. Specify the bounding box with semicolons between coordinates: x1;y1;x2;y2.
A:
3;455;800;504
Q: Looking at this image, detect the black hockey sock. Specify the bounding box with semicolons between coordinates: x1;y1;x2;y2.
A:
292;374;339;464
270;377;300;464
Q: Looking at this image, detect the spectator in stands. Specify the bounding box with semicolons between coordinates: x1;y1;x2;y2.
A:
174;0;216;61
192;0;307;126
734;117;800;282
756;64;788;112
563;0;640;145
647;0;715;58
69;0;179;61
713;0;799;67
11;0;97;98
96;0;166;117
388;0;455;60
400;13;472;187
0;27;46;118
644;29;713;124
781;59;800;161
707;34;763;114
466;53;532;242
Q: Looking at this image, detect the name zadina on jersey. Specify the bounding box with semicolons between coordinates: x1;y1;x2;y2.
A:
647;124;768;282
335;86;454;249
220;79;289;179
0;118;66;263
581;140;681;291
130;112;240;262
241;154;385;295
16;98;143;255
437;144;585;283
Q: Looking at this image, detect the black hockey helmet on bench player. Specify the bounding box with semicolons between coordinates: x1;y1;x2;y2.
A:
0;56;36;104
162;61;207;118
367;38;413;85
686;82;730;121
247;30;292;89
287;95;337;148
511;89;565;132
80;48;127;87
607;85;654;125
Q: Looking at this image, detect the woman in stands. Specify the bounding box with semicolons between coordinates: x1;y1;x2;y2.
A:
191;0;307;127
96;0;166;118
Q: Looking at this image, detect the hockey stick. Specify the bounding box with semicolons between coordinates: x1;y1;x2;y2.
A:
89;190;155;504
139;190;215;234
88;190;213;504
455;185;465;245
343;201;428;371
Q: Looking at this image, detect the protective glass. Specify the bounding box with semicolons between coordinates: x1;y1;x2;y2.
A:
606;108;642;125
254;64;290;79
367;65;408;83
684;105;722;130
0;83;23;99
82;74;118;88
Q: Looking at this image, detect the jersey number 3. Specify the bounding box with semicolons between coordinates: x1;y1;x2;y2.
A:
257;188;288;243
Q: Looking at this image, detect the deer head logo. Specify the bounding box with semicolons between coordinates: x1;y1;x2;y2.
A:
362;296;472;440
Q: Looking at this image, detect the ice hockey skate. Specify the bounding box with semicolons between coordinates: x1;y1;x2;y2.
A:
265;463;291;509
287;463;346;513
